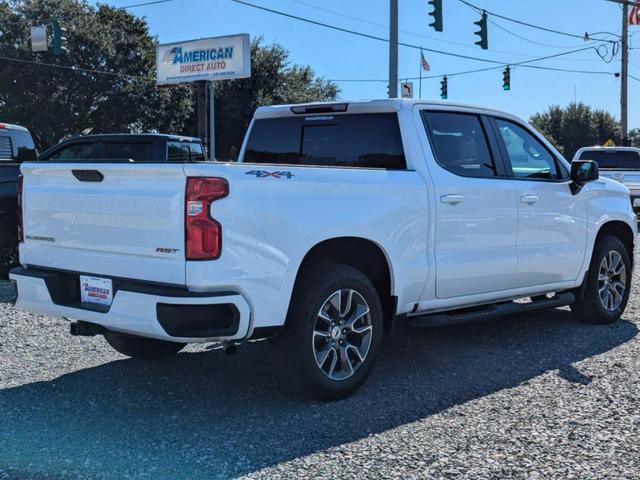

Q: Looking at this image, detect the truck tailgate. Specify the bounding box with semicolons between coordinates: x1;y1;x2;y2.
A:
600;170;640;191
20;163;187;285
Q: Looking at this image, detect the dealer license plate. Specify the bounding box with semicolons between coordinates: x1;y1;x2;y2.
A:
80;275;113;307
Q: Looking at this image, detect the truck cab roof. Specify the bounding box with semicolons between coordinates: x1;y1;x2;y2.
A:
0;122;31;132
56;133;202;144
39;133;206;163
254;98;513;120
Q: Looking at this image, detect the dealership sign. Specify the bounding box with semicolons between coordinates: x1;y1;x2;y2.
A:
156;34;251;84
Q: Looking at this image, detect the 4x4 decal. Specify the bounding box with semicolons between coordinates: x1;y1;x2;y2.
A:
246;170;295;179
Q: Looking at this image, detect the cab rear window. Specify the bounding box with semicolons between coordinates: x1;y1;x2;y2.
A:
243;113;406;169
578;150;640;169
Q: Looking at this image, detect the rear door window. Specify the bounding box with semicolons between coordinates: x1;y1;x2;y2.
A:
422;111;498;178
244;113;406;169
167;142;190;162
189;142;206;161
578;150;640;169
103;142;154;162
10;131;37;161
48;142;104;161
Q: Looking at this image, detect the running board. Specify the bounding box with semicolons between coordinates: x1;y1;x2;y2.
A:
410;291;575;329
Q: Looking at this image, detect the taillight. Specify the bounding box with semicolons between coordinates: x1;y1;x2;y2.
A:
17;174;23;242
185;177;228;260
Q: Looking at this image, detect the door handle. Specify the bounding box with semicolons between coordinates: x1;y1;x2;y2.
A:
440;194;464;205
520;194;539;205
72;170;104;182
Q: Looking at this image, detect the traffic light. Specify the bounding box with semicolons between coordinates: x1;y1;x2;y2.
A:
474;11;488;50
502;66;511;91
52;21;67;56
440;76;448;100
428;0;443;32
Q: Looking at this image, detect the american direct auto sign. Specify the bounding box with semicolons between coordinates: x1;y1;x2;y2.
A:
156;34;251;84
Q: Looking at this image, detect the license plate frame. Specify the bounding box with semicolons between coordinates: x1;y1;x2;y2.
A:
80;275;113;307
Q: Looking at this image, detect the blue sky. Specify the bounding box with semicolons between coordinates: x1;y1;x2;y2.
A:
106;0;639;127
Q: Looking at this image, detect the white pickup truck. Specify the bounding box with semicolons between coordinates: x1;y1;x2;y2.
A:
11;100;637;400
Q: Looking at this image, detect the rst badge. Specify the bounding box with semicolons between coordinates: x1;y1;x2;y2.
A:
246;170;295;179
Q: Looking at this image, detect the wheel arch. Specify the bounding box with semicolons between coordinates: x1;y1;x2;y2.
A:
289;237;397;333
595;220;635;266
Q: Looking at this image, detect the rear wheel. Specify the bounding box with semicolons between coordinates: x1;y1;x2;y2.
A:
571;235;631;324
272;264;383;401
0;245;18;278
104;332;186;359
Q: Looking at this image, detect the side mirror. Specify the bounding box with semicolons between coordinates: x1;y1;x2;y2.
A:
571;160;599;184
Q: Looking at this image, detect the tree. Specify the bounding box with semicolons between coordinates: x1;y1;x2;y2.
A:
212;38;339;161
530;102;620;159
629;128;640;147
0;0;193;149
0;2;339;156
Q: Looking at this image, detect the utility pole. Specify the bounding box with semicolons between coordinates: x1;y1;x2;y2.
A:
621;1;629;145
388;0;398;98
208;82;216;160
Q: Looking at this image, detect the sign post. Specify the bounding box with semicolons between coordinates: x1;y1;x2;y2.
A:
156;34;251;160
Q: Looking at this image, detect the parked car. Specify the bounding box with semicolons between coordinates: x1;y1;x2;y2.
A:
573;146;640;214
11;100;636;400
38;133;207;162
0;122;36;276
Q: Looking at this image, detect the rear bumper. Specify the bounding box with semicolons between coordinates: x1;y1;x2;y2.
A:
9;267;251;343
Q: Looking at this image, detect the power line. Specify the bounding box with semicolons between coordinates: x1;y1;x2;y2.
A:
488;18;587;49
456;1;593;49
232;0;608;68
286;0;577;57
332;62;618;84
231;0;501;65
0;55;150;80
119;0;175;8
456;0;618;43
518;65;617;75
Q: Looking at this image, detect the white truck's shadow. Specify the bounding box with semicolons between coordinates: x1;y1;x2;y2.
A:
0;311;636;479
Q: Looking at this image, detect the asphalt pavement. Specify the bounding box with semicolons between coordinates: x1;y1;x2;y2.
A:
1;269;639;479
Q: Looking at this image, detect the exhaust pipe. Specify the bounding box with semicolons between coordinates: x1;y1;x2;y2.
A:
69;321;106;337
222;341;238;356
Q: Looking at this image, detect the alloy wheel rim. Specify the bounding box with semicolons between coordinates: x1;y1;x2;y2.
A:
598;250;626;312
312;289;373;381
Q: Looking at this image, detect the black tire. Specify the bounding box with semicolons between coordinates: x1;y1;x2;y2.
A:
104;332;186;359
571;234;631;324
0;245;18;279
272;263;384;401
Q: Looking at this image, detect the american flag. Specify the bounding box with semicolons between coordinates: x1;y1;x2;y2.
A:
420;50;431;72
630;1;640;26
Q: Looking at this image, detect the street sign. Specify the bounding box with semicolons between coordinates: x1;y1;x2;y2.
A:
30;25;48;52
604;139;616;147
156;34;251;85
401;82;414;98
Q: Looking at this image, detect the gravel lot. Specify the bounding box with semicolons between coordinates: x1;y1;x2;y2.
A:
1;262;639;480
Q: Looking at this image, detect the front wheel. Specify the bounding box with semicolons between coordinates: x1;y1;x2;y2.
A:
272;264;383;401
571;234;631;324
104;332;186;359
